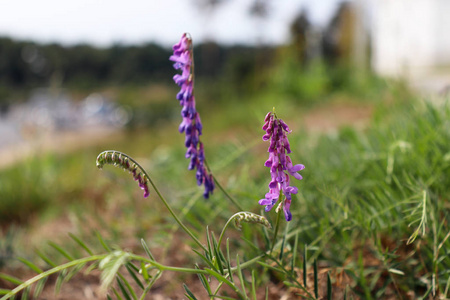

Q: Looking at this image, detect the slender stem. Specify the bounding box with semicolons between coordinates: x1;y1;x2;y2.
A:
139;271;162;300
212;174;244;211
0;255;108;300
229;254;265;272
217;212;242;251
204;158;243;211
129;256;209;275
144;170;206;251
213;281;225;297
270;210;282;254
103;151;207;252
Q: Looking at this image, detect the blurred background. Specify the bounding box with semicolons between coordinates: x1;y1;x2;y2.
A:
0;0;449;296
1;0;449;155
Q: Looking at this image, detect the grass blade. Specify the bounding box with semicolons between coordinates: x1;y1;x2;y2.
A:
251;270;257;300
226;239;234;283
303;245;307;286
313;259;318;299
291;233;299;276
236;255;247;298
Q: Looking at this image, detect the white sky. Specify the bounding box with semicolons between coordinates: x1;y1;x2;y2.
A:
0;0;341;46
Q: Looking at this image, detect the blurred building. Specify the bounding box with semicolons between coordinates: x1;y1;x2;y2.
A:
371;0;450;88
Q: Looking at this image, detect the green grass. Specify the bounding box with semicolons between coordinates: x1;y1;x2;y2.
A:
0;82;448;298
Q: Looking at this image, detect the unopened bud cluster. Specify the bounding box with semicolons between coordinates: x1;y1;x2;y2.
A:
96;151;150;198
233;212;272;231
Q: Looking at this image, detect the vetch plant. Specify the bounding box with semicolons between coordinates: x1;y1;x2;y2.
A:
0;33;328;300
259;110;305;221
170;33;215;199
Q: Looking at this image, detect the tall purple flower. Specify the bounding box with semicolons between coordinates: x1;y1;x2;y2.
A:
170;33;215;198
259;111;304;221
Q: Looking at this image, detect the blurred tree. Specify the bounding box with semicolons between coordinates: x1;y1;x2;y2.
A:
289;9;311;65
322;1;356;65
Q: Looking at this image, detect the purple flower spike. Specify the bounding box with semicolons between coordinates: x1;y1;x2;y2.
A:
259;111;304;221
170;33;214;199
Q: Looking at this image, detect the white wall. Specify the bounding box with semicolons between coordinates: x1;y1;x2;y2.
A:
371;0;449;77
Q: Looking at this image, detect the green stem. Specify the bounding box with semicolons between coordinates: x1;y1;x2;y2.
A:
139;271;162;300
204;158;243;211
104;151;207;252
130;254;209;275
217;212;243;251
270;210;282;254
0;255;108;300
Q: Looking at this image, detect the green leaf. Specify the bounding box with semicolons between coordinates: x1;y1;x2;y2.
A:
196;266;212;295
251;270;257;300
21;286;30;300
55;269;67;294
69;233;94;256
33;277;47;299
183;284;198;300
226;239;234;283
236;255;247;298
100;251;130;290
96;231;111;252
125;263;144;290
48;242;75;261
212;236;224;275
35;249;58;268
191;249;218;272
112;286;125;300
140;261;150;283
117;273;138;300
116;276;133;300
140;239;155;261
17;257;43;274
0;274;23;285
279;230;286;261
206;226;213;261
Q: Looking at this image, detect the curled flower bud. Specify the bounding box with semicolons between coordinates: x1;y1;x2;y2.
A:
96;150;150;198
232;212;272;231
258;112;304;221
170;33;214;199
